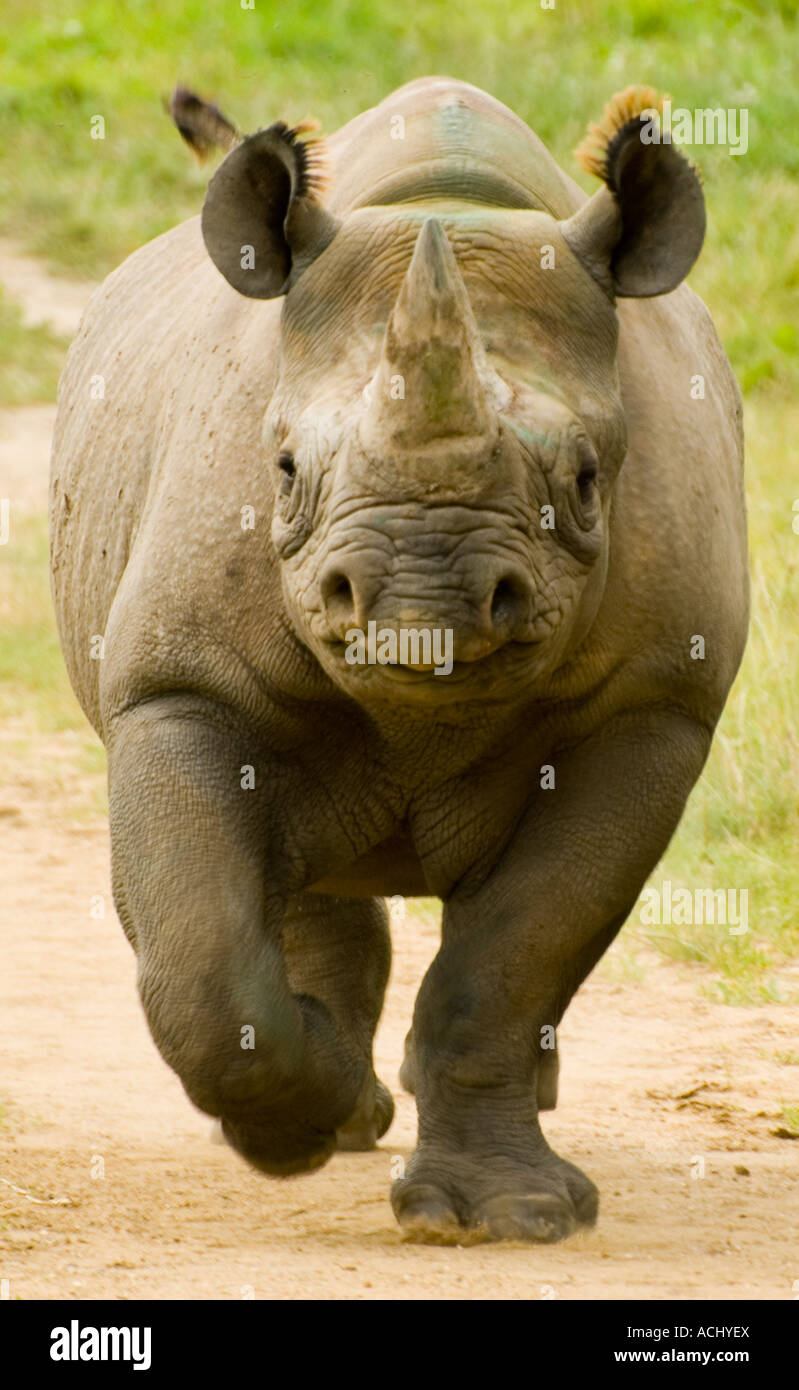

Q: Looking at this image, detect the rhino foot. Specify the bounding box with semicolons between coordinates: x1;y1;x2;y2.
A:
392;1143;597;1244
222;1114;337;1177
336;1073;395;1151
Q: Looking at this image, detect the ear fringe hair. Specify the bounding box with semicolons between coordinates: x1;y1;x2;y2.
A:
167;87;330;200
269;119;331;202
167;86;240;160
575;86;666;184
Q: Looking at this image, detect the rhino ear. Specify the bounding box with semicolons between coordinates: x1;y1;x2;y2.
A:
200;121;340;298
561;87;705;299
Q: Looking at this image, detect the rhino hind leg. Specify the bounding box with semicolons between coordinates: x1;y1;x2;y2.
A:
281;891;394;1152
336;1073;395;1151
536;1040;559;1111
399;1027;416;1094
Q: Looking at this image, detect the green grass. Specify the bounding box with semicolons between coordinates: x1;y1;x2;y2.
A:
0;513;74;729
0;0;797;998
0;0;797;401
630;398;799;1002
0;287;69;405
0;512;106;813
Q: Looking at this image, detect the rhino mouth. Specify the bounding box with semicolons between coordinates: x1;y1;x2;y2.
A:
319;634;545;702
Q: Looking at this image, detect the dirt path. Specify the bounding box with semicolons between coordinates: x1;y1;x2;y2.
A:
0;239;95;514
1;242;797;1301
1;764;797;1301
0;239;93;338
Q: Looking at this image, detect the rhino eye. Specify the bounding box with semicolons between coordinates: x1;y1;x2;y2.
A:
277;451;296;491
577;463;597;499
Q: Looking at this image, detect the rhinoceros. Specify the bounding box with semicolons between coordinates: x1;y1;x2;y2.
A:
50;76;748;1243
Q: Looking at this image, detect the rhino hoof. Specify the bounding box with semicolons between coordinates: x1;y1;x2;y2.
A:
477;1192;578;1243
394;1181;595;1245
393;1184;464;1245
392;1145;598;1244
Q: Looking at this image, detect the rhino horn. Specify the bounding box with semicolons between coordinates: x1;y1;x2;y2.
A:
361;218;499;457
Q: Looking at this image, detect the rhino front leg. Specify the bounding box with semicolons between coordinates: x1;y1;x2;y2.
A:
393;708;711;1243
108;697;368;1175
401;1024;559;1110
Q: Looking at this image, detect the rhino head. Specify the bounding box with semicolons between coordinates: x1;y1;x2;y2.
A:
197;89;705;707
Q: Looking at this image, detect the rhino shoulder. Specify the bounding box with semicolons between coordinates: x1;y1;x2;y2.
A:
50;215;280;735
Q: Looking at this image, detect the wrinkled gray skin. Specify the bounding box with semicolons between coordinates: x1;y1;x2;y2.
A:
51;78;748;1243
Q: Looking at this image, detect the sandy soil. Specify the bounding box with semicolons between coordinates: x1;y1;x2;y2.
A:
1;242;797;1302
0;239;93;338
2;765;798;1301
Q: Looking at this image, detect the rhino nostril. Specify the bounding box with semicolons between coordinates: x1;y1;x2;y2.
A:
325;573;352;604
320;569;355;628
490;575;529;631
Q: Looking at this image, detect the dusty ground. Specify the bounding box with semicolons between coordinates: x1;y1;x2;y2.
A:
0;239;93;338
2;778;798;1301
1;245;797;1302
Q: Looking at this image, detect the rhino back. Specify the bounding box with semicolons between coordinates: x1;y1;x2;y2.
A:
325;76;582;217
